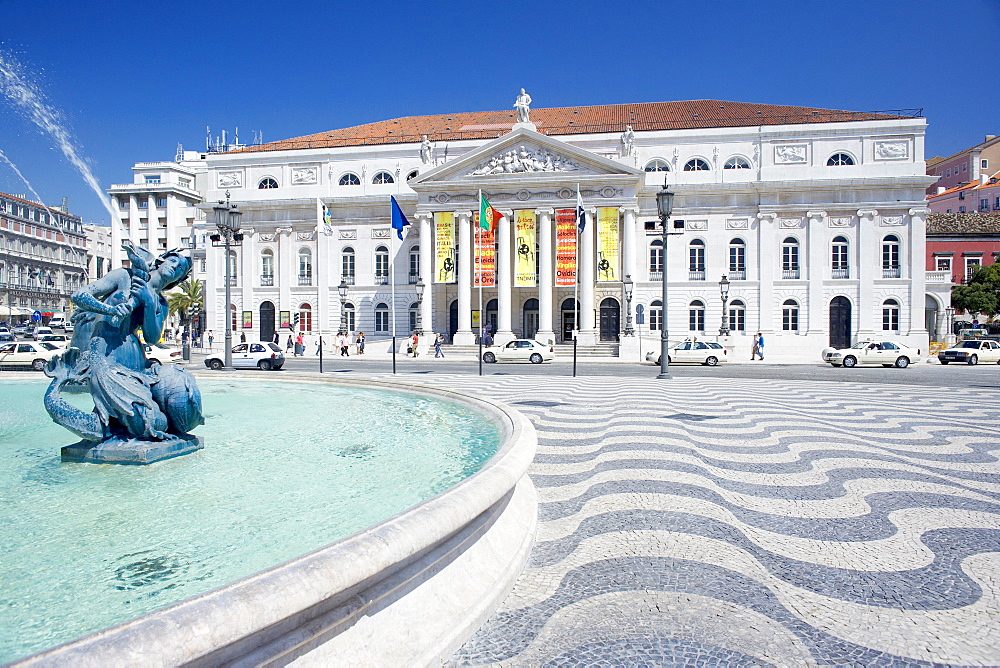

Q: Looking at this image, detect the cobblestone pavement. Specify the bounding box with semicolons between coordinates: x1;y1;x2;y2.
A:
403;374;1000;666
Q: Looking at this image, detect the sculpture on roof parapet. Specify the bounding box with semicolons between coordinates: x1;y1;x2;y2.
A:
621;125;635;157
514;88;532;124
420;135;434;164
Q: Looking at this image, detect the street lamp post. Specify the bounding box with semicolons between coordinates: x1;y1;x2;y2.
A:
338;279;349;334
655;183;676;380
622;274;634;336
718;274;731;336
211;191;242;369
414;278;424;336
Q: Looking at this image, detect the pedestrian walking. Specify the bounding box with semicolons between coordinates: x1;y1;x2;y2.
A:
339;332;350;356
295;333;304;357
286;335;294;353
207;330;214;350
356;331;365;355
751;332;765;360
240;331;246;343
315;337;322;355
273;331;280;345
434;333;444;358
410;332;420;358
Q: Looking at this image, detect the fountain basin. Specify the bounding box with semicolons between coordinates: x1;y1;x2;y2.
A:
3;373;537;666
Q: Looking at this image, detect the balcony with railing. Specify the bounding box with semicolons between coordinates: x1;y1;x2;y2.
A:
882;266;901;279
782;269;800;279
926;270;951;283
226;277;237;287
407;273;419;284
297;275;313;286
649;271;663;282
260;275;274;286
688;270;705;281
831;267;849;279
728;269;746;280
342;274;355;285
374;274;389;285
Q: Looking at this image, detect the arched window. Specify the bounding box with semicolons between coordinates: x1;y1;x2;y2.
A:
649;299;662;331
729;299;746;331
227;250;238;284
338;173;361;186
343;301;356;333
882;298;900;331
882;235;900;277
374;302;389;333
298;248;312;286
298;303;313;332
684;158;711;171
230;303;237;332
782;299;799;331
689;300;705;331
406;170;419;181
372;171;394;184
260;249;274;286
827;153;855;166
408;302;419;333
374;245;389;284
258;177;278;189
724;156;751;169
341;246;355;284
644;159;670;172
831;236;849;278
649;239;663;279
782;237;800;278
688;239;705;277
409;245;420;283
729;238;746;277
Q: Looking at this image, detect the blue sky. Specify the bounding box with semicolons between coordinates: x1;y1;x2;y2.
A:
1;0;998;225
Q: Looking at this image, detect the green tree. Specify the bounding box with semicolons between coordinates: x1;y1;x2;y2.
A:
165;279;204;330
951;264;1000;318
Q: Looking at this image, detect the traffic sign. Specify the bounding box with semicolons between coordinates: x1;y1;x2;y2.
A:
32;310;42;322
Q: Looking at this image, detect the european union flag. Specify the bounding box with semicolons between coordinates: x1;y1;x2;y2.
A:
390;196;411;240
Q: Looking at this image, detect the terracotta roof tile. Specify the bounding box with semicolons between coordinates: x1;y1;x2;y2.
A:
927;212;1000;235
0;191;80;219
231;99;916;154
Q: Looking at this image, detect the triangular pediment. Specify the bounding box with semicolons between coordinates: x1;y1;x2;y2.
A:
409;127;642;186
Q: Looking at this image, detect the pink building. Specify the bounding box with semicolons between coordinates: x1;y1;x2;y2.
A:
927;170;1000;215
926;134;1000;196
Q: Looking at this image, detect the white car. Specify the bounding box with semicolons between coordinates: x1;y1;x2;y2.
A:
38;334;70;348
482;339;554;364
205;341;285;370
143;344;183;365
0;341;62;370
32;326;53;341
937;339;1000;365
645;340;727;366
823;340;922;368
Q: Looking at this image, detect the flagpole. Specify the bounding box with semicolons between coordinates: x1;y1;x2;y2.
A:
477;189;483;377
391;217;397;375
573;184;580;378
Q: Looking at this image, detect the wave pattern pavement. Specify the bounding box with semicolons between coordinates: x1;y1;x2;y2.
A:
422;375;1000;666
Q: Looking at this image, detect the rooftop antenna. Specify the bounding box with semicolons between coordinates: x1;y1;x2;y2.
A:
205;126;211;152
234;126;239;147
222;129;227;150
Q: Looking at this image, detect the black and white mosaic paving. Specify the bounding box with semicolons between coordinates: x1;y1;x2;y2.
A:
411;375;1000;666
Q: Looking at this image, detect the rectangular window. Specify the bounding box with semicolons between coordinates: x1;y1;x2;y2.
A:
959;191;966;200
156;197;167;207
375;310;389;333
782;245;799;271
729;308;745;331
138;200;148;208
342;253;355;278
936;257;951;272
995;197;1000;211
649;307;661;331
831;245;848;270
959;206;966;213
689;308;704;331
962;163;967;172
782;307;799;331
688;246;705;272
729;246;745;272
981;199;990;212
144;175;161;183
946;169;951;177
983;159;989;170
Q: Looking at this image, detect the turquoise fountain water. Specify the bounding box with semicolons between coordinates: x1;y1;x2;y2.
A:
0;378;502;664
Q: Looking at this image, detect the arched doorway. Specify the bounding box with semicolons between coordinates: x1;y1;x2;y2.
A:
449;300;458;343
925;295;940;342
829;296;851;349
523;298;539;340
259;301;275;343
599;297;621;342
561;298;578;342
485;298;498;335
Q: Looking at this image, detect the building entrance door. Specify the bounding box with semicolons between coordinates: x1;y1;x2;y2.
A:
925;295;939;341
485;298;498;336
449;300;458;343
523;298;539;340
561;298;578;342
829;296;851;349
599;297;620;342
259;301;275;343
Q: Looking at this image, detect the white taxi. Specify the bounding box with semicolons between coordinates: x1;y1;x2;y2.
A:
937;339;1000;365
823;340;922;368
482;339;554;364
645;340;727;366
0;341;62;370
205;341;285;370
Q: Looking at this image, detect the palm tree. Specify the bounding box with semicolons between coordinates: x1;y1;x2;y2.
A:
166;279;204;336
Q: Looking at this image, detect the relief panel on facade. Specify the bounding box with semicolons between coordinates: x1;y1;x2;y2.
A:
828;217;853;227
879;215;904;226
372;229;390;239
218;171;244;188
467;145;584;176
290;166;319;184
726;218;749;229
779;218;803;228
873;140;909;161
773;145;808;164
685;220;708;230
339;229;357;240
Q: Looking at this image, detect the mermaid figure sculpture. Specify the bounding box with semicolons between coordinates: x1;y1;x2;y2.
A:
45;241;205;463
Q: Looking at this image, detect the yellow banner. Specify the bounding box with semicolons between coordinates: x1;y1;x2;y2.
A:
597;207;620;282
434;212;456;283
513;210;536;287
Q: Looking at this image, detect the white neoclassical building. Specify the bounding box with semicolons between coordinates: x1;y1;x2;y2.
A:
190;96;945;360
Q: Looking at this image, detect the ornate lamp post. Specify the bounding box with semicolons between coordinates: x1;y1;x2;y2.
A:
719;274;731;336
622;274;634;336
210;191;242;369
655;183;676;380
414;277;424;336
338;279;349;334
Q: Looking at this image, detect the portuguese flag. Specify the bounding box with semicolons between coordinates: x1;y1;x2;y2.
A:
479;190;503;232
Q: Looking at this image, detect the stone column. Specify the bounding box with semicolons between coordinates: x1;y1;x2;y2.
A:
577;207;598;345
806;211;827;336
241;228;256;338
496;212;514;343
277;226;294;332
536;208;555;343
454;211;474;345
856;210;878;340
418;214;434;335
315;201;330;335
619;206;641;360
907;207;930;344
756;212;777;335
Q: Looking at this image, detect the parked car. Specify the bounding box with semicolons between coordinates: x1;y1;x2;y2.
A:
32;327;54;341
47;317;66;329
482;339;554;364
0;341;62;370
23;325;36;338
937;339;1000;365
0;333;15;343
645;340;727;366
204;342;285;370
63;322;74;333
38;334;69;348
823;340;922;368
12;324;27;336
143;344;183;365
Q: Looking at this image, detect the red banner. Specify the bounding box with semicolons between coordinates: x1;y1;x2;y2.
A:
555;208;577;286
473;212;496;287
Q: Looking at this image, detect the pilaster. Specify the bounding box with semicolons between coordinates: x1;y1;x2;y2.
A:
756;212;777;334
856;209;878;339
496;212;514;343
454;211;474;345
806;210;827;335
536;208;555;343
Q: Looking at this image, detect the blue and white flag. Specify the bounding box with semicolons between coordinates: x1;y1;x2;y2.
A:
390;195;411;240
575;185;587;232
321;203;333;236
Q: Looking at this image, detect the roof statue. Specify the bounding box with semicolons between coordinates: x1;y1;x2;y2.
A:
621;125;635;157
514;88;532;124
420;135;434;164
